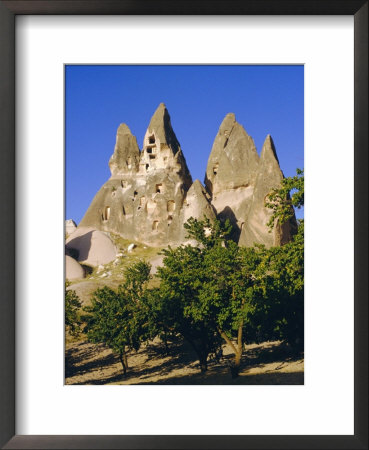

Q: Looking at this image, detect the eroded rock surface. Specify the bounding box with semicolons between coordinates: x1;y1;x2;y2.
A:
77;105;297;248
238;135;297;247
80;103;207;247
66;227;117;267
65;255;85;280
205;118;296;246
65;219;77;235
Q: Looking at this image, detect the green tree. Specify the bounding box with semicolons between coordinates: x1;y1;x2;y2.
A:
65;281;82;336
83;261;151;376
263;168;304;350
260;221;304;349
157;242;221;372
157;217;262;376
265;168;304;228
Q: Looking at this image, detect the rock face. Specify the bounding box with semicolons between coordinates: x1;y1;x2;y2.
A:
238;135;297;247
78;104;296;248
204;113;260;242
65;255;85;280
205;119;297;247
65;219;77;235
79;103;211;247
66;227;117;266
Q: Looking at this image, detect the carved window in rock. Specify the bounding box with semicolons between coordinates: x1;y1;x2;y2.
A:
103;206;110;221
149;154;156;160
152;220;159;231
167;215;173;226
148;135;155;145
145;164;149;171
213;163;219;175
167;200;175;213
156;184;162;194
127;157;132;169
132;191;138;201
121;180;128;189
122;205;126;216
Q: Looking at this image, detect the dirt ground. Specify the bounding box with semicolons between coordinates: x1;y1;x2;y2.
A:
65;337;304;385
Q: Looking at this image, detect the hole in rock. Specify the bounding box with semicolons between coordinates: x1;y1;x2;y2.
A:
103;206;110;221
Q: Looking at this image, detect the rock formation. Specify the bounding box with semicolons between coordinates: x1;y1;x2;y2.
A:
77;104;296;249
66;227;117;266
65;219;77;235
205;117;297;247
79;103;214;246
238;135;297;247
204;113;259;242
65;255;85;280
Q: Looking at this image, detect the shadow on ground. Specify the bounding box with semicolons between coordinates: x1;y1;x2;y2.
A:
65;337;303;385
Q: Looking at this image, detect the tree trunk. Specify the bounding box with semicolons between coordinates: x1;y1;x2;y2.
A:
199;354;208;373
163;331;169;355
123;349;128;369
184;334;208;372
218;320;244;378
119;348;127;377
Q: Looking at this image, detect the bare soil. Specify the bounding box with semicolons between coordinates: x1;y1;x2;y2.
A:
65;337;304;385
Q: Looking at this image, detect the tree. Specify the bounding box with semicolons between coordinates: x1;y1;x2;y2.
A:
265;168;304;228
200;241;263;377
83;261;151;376
263;168;304;350
65;281;82;336
157;217;262;376
260;221;304;350
157;242;221;372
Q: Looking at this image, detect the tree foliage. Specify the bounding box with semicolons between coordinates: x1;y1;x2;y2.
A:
65;281;82;336
265;168;304;228
83;261;151;376
156;218;266;375
262;168;304;349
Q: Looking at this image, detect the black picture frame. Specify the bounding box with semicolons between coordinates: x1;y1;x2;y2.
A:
0;1;367;449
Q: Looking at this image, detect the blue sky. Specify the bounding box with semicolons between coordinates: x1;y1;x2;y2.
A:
65;65;304;224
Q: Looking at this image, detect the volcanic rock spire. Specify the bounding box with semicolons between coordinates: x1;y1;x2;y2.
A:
144;102;181;155
238;134;297;247
109;124;140;176
79;103;210;247
205;113;259;196
204;113;259;241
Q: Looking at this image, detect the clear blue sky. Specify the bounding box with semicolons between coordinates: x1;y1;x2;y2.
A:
66;65;304;224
